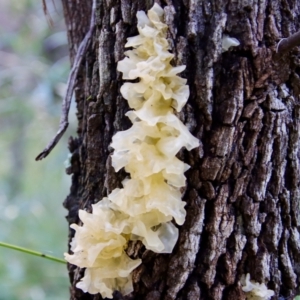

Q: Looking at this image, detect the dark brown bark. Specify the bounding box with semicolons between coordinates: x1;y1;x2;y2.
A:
62;0;300;299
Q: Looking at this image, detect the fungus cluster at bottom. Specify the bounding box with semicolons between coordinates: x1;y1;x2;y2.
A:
64;4;199;298
241;274;275;300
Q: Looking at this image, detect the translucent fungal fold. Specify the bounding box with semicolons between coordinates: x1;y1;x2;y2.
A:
241;274;275;300
65;3;199;298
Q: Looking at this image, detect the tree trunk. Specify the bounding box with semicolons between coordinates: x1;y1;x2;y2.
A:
62;0;300;299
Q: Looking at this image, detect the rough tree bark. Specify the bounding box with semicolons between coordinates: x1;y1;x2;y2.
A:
62;0;300;299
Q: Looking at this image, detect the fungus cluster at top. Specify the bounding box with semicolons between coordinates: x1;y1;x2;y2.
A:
65;3;199;298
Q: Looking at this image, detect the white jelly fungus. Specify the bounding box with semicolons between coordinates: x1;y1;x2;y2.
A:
222;34;240;52
64;3;199;298
241;273;275;300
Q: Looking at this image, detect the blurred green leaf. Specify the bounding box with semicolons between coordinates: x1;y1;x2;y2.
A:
0;0;72;298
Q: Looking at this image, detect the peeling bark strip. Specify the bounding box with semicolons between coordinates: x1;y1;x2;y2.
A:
62;0;300;299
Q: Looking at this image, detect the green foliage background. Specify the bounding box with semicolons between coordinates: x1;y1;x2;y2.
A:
0;0;73;299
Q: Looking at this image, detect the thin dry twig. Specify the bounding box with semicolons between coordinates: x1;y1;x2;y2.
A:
36;0;97;161
42;0;54;27
277;30;300;54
